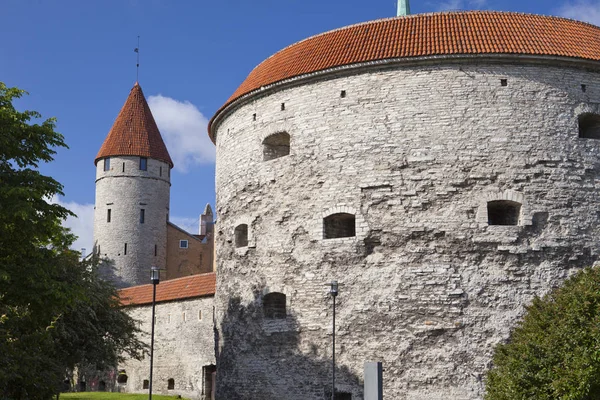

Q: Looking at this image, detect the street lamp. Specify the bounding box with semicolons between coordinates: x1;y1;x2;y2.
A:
149;267;160;400
326;280;339;400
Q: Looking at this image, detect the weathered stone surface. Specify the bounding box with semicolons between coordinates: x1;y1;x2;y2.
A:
213;61;600;399
117;296;216;398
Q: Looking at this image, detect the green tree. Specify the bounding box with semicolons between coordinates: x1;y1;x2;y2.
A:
0;83;145;399
485;266;600;400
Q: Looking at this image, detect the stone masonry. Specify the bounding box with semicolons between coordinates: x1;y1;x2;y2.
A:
212;60;600;399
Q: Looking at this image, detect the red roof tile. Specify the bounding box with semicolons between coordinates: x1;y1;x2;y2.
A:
208;11;600;140
96;83;173;167
118;272;215;306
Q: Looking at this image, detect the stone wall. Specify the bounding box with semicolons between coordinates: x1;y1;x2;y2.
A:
94;156;171;287
117;296;216;399
166;223;214;279
213;60;600;399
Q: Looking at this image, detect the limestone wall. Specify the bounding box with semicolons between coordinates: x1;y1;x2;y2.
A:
117;296;216;399
94;156;171;287
213;60;600;399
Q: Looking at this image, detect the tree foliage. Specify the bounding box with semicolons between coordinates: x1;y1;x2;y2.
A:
0;83;145;400
485;266;600;400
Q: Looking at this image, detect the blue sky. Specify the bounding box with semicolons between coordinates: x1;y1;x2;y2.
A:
1;0;598;252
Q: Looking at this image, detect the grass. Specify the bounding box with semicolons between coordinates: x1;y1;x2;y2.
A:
61;393;189;400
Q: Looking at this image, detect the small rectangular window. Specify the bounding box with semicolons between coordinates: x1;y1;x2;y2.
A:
104;158;110;171
140;209;145;224
107;209;111;223
198;310;202;320
154;244;157;256
122;162;125;172
140;157;147;171
159;166;162;177
179;240;188;249
182;312;186;322
124;243;127;255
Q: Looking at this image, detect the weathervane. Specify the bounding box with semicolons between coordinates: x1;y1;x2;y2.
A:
134;36;140;82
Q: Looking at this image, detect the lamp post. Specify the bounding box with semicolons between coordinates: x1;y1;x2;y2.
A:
149;267;160;400
326;280;339;400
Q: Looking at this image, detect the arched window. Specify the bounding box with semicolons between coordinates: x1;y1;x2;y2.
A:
167;378;175;390
487;200;521;226
263;292;286;319
143;380;149;389
323;213;356;239
579;113;600;139
117;370;128;384
263;132;290;161
235;224;248;248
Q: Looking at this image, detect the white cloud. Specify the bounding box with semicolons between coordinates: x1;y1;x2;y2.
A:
50;195;95;255
557;1;600;26
148;95;215;173
170;216;199;235
434;0;487;11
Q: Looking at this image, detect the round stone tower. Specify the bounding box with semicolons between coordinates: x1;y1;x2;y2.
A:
94;83;173;288
209;11;600;400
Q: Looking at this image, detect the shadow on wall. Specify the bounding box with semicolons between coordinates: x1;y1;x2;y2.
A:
215;287;361;400
95;256;129;289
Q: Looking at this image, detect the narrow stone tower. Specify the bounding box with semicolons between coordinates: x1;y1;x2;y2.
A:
93;82;173;287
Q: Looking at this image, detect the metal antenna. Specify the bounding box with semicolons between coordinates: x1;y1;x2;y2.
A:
134;36;140;82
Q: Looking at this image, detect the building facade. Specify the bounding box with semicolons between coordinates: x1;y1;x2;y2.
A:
209;11;600;400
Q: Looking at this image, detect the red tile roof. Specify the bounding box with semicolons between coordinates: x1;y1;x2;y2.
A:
118;272;215;306
96;83;173;167
208;11;600;140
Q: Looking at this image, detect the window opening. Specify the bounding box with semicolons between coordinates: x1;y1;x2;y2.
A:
253;113;257;121
124;243;127;255
500;79;508;86
182;312;186;322
117;371;128;384
122;162;125;172
143;380;149;389
140;209;145;224
234;224;248;248
487;200;521;226
198;310;202;320
263;292;286;319
341;90;346;98
154;244;157;256
579;113;600;139
203;365;217;398
140;157;148;171
103;157;110;171
179;240;188;249
98;381;106;391
263;132;290;161
281;102;285;111
335;392;352;400
582;84;587;93
167;379;175;390
107;209;111;223
159;166;162;176
323;213;356;239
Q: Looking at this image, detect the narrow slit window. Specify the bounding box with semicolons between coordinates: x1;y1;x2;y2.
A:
487;200;521;226
122;162;125;172
103;157;110;171
154;244;157;256
124;243;127;255
579;113;600;139
323;213;356;239
107;209;111;223
159;166;162;176
140;209;145;224
263;132;290;161
263;292;286;319
234;224;248;248
280;102;285;111
167;379;175;390
139;157;148;171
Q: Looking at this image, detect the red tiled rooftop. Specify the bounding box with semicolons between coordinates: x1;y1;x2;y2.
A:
118;272;216;306
209;11;600;140
96;82;173;167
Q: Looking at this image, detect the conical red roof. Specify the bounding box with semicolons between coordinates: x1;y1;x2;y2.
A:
95;83;173;167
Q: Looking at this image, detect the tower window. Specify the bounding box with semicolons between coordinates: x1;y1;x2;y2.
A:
140;157;148;171
487;200;521;226
103;157;110;171
263;292;286;319
323;213;356;239
154;244;157;256
280;102;285;111
167;379;175;390
179;240;188;249
263;132;290;161
159;166;162;176
143;380;149;389
124;243;127;255
234;224;248;248
140;209;145;224
500;79;508;86
117;371;128;384
579;113;600;139
107;209;111;223
122;162;125;172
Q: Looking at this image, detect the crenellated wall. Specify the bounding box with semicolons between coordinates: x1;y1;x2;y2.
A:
213;60;600;399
